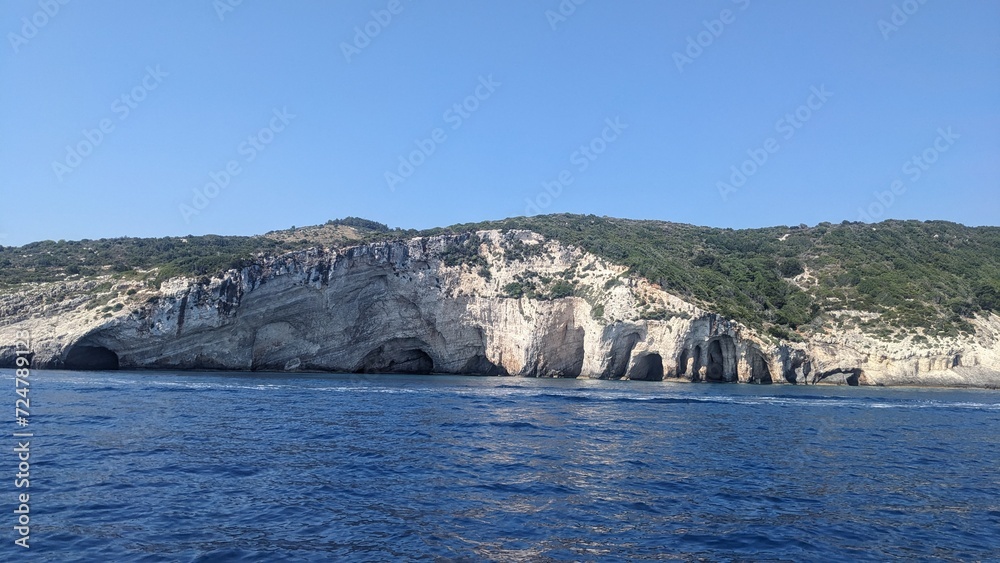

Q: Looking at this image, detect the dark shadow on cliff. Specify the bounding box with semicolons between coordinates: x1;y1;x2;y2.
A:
603;330;640;379
354;338;435;374
749;350;773;384
64;345;120;370
816;368;862;386
705;336;737;382
629;353;664;381
460;354;508;376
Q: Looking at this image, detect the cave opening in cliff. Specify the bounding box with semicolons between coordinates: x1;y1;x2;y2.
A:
629;353;664;381
845;369;861;386
749;352;773;384
355;340;435;374
394;349;433;374
705;337;736;382
64;345;120;370
677;349;689;377
783;361;800;384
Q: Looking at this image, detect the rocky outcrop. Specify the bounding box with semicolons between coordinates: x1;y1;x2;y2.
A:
1;230;999;387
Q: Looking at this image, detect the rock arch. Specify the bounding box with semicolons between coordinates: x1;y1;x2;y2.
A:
677;348;690;377
628;353;664;381
604;332;641;379
354;338;435;374
705;336;737;382
64;344;120;370
749;351;773;384
814;368;862;386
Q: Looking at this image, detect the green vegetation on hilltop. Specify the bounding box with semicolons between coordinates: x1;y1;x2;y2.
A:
0;219;406;290
425;215;1000;339
0;235;295;288
2;214;998;339
324;217;392;232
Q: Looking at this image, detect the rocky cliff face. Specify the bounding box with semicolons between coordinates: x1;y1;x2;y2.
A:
1;230;998;387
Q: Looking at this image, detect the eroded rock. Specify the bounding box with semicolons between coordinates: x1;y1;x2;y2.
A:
1;230;998;387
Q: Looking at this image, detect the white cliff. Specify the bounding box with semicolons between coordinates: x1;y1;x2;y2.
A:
1;230;998;387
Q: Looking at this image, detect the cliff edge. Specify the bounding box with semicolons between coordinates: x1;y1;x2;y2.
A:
2;229;998;387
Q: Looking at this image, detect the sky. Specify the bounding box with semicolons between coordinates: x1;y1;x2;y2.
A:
2;0;998;246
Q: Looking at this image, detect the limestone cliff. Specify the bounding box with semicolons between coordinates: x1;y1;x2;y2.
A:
1;230;998;387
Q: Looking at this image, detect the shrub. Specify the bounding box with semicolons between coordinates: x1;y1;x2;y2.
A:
778;258;805;277
547;280;575;299
502;282;525;298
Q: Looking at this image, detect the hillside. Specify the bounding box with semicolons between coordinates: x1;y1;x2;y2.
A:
2;215;997;343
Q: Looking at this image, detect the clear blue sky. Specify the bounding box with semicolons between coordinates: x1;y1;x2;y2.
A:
2;0;998;246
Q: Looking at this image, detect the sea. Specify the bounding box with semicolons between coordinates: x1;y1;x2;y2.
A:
2;369;999;562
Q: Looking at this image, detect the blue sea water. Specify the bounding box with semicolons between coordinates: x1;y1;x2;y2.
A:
2;369;1000;562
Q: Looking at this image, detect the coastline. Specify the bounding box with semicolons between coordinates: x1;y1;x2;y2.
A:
6;367;999;391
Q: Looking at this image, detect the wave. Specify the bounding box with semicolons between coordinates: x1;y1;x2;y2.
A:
6;371;999;411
